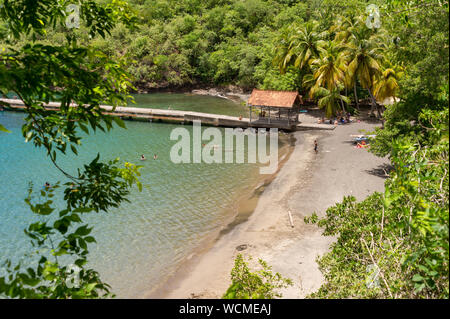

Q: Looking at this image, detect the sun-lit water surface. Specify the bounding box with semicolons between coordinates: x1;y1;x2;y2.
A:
0;96;271;298
130;93;247;117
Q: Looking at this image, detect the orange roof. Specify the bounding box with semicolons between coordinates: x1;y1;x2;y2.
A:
248;89;303;108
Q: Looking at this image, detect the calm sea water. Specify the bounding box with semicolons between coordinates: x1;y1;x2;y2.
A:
130;93;247;117
0;94;268;298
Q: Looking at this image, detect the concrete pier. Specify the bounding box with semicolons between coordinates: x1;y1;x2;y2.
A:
0;98;335;131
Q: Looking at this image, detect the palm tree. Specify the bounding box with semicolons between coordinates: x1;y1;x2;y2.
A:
331;16;367;111
302;72;316;98
310;41;346;91
274;21;327;74
312;86;351;118
307;40;351;114
332;15;363;44
341;35;383;117
374;65;403;103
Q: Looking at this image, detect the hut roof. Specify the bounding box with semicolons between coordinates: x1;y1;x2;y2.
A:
248;89;302;108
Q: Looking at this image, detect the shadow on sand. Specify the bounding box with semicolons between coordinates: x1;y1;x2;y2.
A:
365;163;393;179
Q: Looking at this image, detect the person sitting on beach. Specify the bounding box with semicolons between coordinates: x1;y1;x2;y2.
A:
140;154;146;161
357;140;368;148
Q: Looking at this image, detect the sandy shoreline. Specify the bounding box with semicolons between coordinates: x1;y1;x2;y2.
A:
155;115;389;299
144;132;296;298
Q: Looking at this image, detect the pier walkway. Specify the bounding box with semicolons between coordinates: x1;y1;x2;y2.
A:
0;98;335;131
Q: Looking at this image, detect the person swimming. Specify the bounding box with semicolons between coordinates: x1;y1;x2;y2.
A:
153;154;158;160
140;154;146;161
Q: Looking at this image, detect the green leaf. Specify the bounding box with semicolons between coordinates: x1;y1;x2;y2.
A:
70;144;78;155
113;116;126;129
0;123;11;133
75;225;92;236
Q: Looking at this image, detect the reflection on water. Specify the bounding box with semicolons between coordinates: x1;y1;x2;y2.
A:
0;99;278;298
130;93;247;117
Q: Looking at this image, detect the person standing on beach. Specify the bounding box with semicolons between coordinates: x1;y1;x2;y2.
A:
314;140;318;154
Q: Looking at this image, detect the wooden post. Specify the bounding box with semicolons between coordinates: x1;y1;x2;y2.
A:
288;210;294;228
287;109;290;126
249;105;252;123
268;107;271;124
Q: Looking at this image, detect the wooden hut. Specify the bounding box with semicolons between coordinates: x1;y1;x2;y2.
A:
247;89;303;130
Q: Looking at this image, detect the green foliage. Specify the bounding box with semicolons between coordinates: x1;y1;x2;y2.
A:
0;0;141;298
305;109;449;298
305;74;449;299
0;0;377;91
305;2;449;299
223;254;293;299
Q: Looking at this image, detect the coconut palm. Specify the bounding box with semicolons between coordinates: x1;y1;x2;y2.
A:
342;35;383;117
312;86;351;118
302;72;316;98
310;41;346;91
274;21;327;74
331;15;363;44
374;65;403;103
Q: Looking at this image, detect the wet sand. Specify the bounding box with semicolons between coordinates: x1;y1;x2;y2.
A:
158;116;389;298
144;132;295;298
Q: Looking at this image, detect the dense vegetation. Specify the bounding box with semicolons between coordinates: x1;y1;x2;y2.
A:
305;0;449;298
0;0;448;299
223;254;292;299
0;0;141;298
1;0;386;95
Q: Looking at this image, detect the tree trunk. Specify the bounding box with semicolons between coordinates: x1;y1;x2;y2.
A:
339;97;346;113
353;82;360;111
367;89;377;117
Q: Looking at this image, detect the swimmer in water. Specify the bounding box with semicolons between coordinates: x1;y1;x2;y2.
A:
153;154;158;160
140;154;146;161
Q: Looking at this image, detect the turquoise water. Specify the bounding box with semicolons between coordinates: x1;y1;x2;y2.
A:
0;98;267;298
5;92;248;116
130;93;247;117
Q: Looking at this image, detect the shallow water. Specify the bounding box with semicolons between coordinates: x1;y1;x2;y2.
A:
0;96;277;298
130;93;247;117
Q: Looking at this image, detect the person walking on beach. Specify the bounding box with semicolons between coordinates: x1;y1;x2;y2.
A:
314;140;318;154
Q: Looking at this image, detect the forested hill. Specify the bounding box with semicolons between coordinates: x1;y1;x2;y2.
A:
99;0;363;91
116;0;374;91
0;0;377;92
